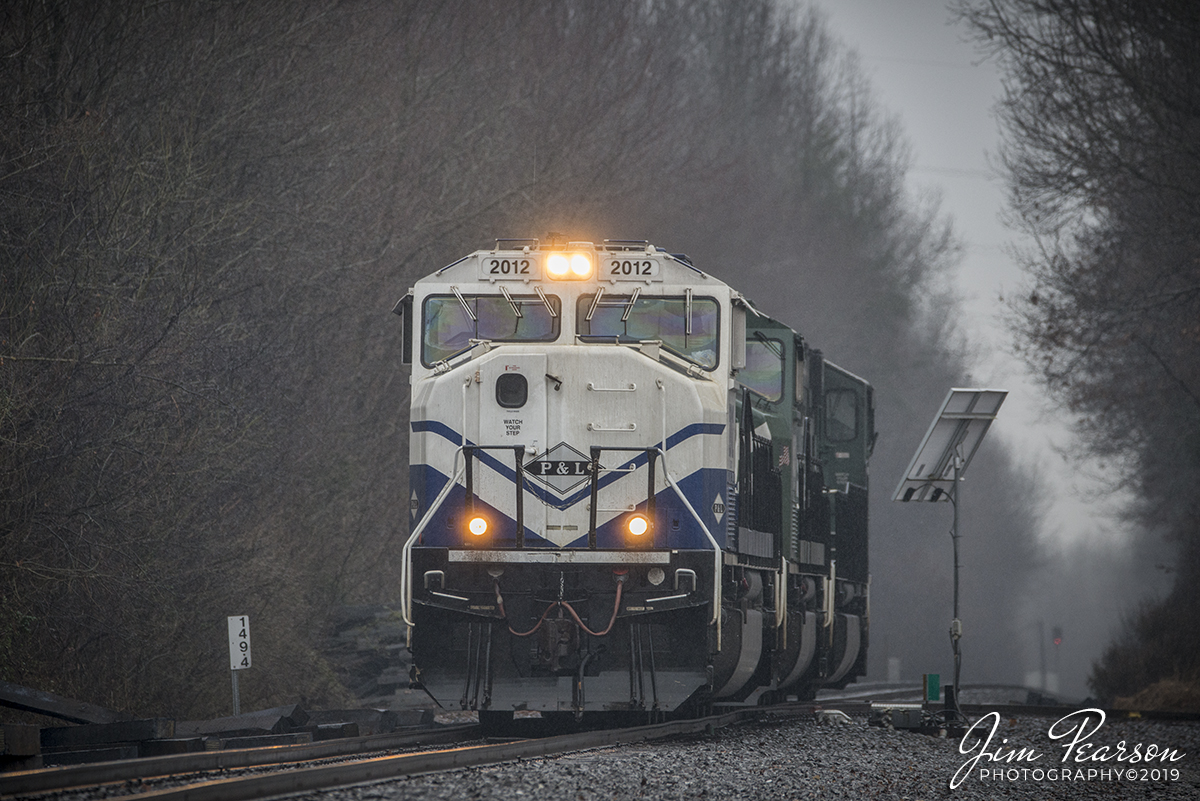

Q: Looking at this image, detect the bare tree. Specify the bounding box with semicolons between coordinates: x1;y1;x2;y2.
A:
1;0;1044;715
959;0;1200;699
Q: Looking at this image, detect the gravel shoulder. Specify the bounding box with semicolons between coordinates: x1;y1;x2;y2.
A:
308;712;1200;801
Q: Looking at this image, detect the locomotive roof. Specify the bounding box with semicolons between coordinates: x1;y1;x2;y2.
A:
415;239;734;291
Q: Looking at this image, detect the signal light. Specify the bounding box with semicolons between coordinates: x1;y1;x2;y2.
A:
468;516;488;537
627;514;649;537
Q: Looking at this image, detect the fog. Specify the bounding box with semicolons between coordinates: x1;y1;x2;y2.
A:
4;0;1169;714
814;0;1186;700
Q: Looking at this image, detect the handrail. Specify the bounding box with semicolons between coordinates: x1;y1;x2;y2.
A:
777;556;787;639
587;446;657;549
464;444;527;548
652;446;723;648
587;382;636;392
401;460;466;629
405;441;530;629
580;439;724;647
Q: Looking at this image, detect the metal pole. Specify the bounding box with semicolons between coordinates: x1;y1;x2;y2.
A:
588;447;600;549
950;451;963;720
231;670;240;716
1039;620;1047;693
514;446;525;549
952;457;960;625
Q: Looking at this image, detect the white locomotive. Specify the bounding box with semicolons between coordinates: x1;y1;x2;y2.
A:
394;238;873;724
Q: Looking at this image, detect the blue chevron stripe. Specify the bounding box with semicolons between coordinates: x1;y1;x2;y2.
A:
410;419;724;511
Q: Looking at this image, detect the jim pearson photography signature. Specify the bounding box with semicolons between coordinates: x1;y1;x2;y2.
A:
951;708;1186;789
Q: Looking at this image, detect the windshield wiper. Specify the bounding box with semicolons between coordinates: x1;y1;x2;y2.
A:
498;285;522;318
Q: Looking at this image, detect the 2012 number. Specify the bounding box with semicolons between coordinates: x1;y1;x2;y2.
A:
489;259;531;275
609;260;653;276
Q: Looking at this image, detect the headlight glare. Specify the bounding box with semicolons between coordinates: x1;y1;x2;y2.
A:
545;248;594;280
570;253;592;276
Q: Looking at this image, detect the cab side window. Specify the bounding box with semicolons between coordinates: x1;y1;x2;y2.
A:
739;338;784;401
825;389;858;441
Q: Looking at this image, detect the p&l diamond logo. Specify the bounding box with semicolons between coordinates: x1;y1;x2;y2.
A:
525;442;594;495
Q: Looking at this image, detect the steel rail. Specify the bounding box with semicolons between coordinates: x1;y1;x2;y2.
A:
13;708;808;801
0;724;479;798
126;712;752;801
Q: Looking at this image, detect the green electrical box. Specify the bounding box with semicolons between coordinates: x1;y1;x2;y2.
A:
923;673;940;702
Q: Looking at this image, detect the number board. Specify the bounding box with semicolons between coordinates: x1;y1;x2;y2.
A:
605;257;661;281
227;615;252;670
480;255;538;280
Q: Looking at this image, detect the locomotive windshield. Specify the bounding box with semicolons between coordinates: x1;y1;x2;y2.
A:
576;293;718;369
422;293;560;364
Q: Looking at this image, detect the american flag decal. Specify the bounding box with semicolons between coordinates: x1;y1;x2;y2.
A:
778;445;790;467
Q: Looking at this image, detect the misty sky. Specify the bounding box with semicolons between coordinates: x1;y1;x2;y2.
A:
816;0;1157;697
817;0;1134;545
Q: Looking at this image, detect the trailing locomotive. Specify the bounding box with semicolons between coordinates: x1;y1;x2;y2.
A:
393;238;873;724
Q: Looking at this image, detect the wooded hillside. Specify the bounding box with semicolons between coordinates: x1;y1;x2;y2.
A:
2;0;1039;717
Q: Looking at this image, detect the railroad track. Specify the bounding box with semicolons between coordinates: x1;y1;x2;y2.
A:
0;723;480;800
0;707;814;801
7;693;1196;801
819;683;1200;722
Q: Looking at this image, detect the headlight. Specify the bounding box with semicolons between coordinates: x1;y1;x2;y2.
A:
570;253;592;277
544;249;593;280
546;253;570;277
627;514;649;537
468;516;488;537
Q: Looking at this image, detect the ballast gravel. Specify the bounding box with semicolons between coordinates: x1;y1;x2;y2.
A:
303;712;1200;801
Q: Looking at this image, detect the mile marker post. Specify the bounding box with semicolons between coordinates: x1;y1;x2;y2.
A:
227;615;251;715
